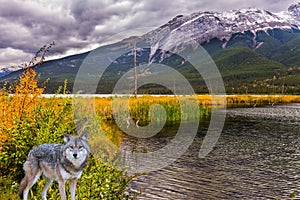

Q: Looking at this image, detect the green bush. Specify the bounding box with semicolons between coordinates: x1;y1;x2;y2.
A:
0;96;73;181
0;96;139;199
0;45;139;199
77;157;139;199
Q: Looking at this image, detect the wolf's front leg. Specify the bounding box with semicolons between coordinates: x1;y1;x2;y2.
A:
58;180;67;200
70;179;77;200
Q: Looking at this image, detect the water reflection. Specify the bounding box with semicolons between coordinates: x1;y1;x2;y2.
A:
124;104;300;199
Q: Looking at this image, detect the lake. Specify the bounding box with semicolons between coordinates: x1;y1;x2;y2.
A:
122;104;300;199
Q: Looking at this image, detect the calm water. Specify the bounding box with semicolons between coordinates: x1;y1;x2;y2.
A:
122;104;300;199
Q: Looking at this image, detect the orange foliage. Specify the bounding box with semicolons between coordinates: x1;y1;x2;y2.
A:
0;43;54;145
0;67;45;145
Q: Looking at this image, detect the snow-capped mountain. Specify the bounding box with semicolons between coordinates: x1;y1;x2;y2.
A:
4;3;300;75
2;3;300;94
288;2;300;20
145;2;300;58
0;66;22;77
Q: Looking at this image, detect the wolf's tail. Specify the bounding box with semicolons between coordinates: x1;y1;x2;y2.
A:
19;175;28;199
19;160;32;199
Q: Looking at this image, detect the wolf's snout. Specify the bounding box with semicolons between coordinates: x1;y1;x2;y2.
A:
73;153;78;158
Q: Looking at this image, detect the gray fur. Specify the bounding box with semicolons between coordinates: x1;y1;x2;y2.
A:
19;134;90;200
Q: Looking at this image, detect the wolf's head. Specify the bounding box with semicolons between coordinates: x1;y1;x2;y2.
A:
63;132;90;167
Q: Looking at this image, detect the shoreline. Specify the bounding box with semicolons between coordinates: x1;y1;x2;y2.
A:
37;94;300;106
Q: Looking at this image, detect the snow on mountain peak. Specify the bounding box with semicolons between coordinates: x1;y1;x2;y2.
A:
154;8;292;46
145;3;300;63
169;7;293;37
288;2;300;18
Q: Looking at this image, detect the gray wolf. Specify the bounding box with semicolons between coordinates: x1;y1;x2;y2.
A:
19;132;90;200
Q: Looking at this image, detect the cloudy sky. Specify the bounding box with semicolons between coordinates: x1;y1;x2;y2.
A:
0;0;298;68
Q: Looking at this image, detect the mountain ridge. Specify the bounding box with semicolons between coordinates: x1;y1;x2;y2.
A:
2;3;300;94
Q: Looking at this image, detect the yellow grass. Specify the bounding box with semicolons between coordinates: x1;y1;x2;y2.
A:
91;94;300;124
226;94;300;105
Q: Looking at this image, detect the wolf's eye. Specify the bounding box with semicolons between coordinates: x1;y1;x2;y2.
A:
69;146;74;149
79;145;83;149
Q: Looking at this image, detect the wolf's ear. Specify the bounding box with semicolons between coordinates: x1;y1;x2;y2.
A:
81;131;88;141
63;133;71;143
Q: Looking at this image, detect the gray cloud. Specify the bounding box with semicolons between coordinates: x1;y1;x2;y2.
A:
0;0;298;67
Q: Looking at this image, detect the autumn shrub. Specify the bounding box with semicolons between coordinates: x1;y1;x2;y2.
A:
0;45;139;200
